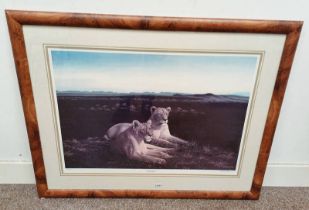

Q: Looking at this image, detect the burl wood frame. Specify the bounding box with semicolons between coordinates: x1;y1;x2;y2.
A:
6;10;302;199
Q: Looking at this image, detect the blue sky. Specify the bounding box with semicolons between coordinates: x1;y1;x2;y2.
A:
50;49;259;95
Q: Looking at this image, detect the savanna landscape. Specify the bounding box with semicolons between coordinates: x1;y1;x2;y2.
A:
57;92;249;170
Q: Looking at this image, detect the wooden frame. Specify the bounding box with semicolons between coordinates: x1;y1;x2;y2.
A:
6;10;302;199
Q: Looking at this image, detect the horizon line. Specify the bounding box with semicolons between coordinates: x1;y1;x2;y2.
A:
56;90;250;97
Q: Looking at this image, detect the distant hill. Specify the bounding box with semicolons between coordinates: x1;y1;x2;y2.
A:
172;93;248;103
56;91;176;97
199;94;248;103
57;91;249;103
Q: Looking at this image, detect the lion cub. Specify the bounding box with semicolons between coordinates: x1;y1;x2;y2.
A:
108;120;173;165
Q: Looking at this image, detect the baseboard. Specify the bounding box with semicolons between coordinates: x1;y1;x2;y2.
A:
0;161;35;184
263;163;309;186
0;161;308;186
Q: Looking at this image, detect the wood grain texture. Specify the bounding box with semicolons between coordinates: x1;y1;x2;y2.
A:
250;29;302;199
5;10;302;199
5;11;48;198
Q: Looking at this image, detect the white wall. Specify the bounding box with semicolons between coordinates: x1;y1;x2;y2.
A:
0;0;308;186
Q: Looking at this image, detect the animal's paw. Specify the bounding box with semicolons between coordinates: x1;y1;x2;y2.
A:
161;152;173;159
163;142;179;150
157;159;167;165
144;136;152;143
177;141;194;149
165;149;177;155
185;141;197;148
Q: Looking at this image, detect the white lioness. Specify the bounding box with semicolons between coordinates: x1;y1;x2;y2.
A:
106;120;173;165
148;106;189;147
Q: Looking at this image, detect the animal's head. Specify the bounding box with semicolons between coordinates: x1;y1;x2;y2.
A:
149;106;171;126
132;120;153;142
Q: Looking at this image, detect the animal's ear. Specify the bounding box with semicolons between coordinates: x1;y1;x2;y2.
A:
132;120;140;130
150;106;157;113
166;107;171;113
146;120;152;126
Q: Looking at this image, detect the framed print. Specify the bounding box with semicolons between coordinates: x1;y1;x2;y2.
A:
6;10;302;199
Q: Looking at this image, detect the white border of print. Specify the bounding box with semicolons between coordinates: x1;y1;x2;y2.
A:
46;46;262;177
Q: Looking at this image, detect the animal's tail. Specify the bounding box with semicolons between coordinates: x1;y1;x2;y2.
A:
104;134;110;141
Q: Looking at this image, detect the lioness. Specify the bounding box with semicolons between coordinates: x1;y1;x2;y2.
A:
148;106;189;147
107;120;174;165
